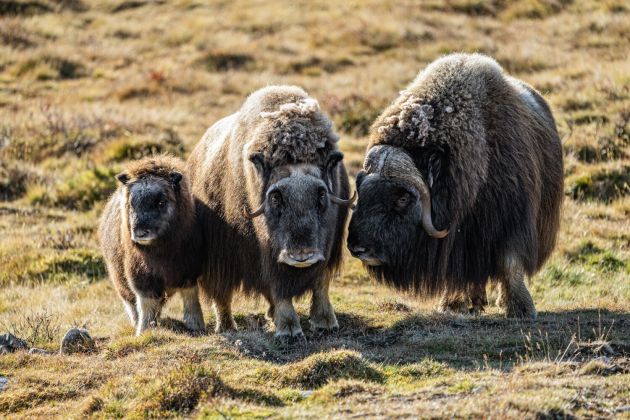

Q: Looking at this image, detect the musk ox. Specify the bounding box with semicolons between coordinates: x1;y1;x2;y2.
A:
347;53;563;318
187;86;353;338
99;156;205;335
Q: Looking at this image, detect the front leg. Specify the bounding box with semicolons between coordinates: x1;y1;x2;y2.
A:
273;298;304;339
309;278;338;331
498;255;537;319
180;286;205;333
136;295;163;336
213;291;237;333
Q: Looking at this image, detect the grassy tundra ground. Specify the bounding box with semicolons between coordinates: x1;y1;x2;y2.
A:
1;0;629;417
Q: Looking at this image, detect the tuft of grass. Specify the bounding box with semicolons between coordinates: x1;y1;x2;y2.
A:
130;365;224;418
276;350;383;388
11;55;86;80
501;0;574;20
567;165;630;203
104;331;173;359
30;249;105;283
0;161;29;201
3;310;60;348
397;359;454;379
566;241;626;273
104;131;185;162
326;94;382;137
29;166;117;211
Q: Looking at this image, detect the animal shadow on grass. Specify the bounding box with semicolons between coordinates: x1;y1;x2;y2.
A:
224;309;630;370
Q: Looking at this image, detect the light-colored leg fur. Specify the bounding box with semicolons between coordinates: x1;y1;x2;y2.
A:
309;279;338;330
136;296;162;336
123;300;138;327
273;298;303;338
213;295;237;333
498;256;537;319
180;286;205;332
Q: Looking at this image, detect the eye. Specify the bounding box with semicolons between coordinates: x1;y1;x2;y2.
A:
395;192;411;209
158;199;166;208
269;191;282;207
318;188;327;202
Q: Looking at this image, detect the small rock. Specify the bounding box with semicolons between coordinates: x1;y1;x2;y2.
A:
300;390;314;398
0;333;28;353
29;347;53;356
59;328;96;355
0;377;7;392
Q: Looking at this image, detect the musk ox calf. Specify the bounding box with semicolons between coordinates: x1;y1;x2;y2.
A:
348;53;563;318
187;86;353;339
99;156;205;335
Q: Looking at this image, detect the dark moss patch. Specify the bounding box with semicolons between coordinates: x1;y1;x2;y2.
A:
571;113;609;126
13;55;87;80
0;1;51;16
566;241;626;273
285;56;354;75
0;161;29;201
199;51;255;72
568;166;630;203
111;0;164;13
566;137;625;163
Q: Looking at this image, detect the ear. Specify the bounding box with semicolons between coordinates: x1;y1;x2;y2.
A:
355;170;366;190
248;153;266;175
116;172;130;185
323;151;344;191
169;171;183;186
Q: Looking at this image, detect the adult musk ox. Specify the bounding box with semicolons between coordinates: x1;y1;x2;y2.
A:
99;156;205;336
187;86;353;338
347;53;563;318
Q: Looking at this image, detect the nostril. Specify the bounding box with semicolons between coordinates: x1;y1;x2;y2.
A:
351;246;366;255
288;250;316;262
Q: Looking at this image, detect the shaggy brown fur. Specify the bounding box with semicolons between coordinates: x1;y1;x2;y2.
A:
348;53;563;318
187;85;350;337
98;156;204;335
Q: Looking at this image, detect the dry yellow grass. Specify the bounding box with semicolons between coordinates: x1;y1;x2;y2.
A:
0;0;629;418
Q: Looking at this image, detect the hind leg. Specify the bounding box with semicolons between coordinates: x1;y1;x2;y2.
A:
498;256;536;319
180;286;205;333
469;281;488;315
213;291;237;333
309;277;338;331
438;290;468;314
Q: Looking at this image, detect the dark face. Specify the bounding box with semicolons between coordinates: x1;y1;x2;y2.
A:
121;176;179;246
347;171;421;267
263;167;334;268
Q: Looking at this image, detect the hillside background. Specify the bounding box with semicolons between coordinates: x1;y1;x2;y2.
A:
0;0;629;417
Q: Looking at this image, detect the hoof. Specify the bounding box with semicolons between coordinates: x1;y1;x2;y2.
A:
215;322;238;334
505;306;537;320
309;316;339;332
274;331;307;347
